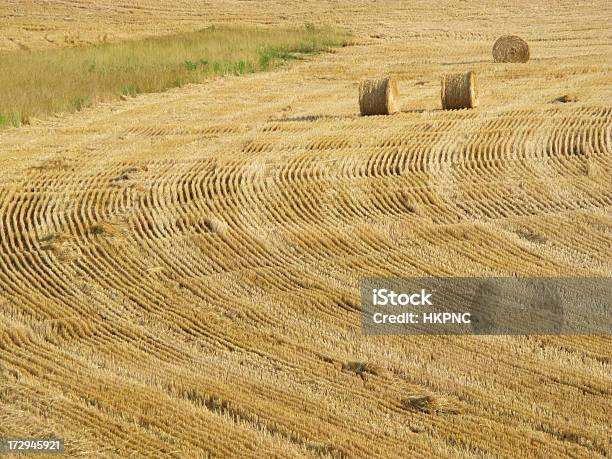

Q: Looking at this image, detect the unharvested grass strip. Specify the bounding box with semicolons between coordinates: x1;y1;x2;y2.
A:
0;24;350;127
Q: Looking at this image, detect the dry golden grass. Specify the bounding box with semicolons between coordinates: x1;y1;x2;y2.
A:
0;0;611;457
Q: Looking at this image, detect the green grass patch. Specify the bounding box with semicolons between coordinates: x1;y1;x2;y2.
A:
0;24;350;128
121;83;140;97
0;112;22;128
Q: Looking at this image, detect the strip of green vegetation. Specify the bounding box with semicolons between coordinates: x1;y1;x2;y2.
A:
0;24;350;128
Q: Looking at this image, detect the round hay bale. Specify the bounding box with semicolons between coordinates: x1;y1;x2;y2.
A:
359;76;400;116
492;35;530;63
441;71;479;110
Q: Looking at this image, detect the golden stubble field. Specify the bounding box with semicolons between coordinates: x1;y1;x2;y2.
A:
1;0;611;457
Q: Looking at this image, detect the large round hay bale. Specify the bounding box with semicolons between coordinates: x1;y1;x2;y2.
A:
492;35;530;63
359;76;400;116
441;71;479;110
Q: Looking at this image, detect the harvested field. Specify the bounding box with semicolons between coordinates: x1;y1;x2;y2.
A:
0;0;611;457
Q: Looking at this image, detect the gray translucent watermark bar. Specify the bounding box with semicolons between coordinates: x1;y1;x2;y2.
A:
361;278;612;335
